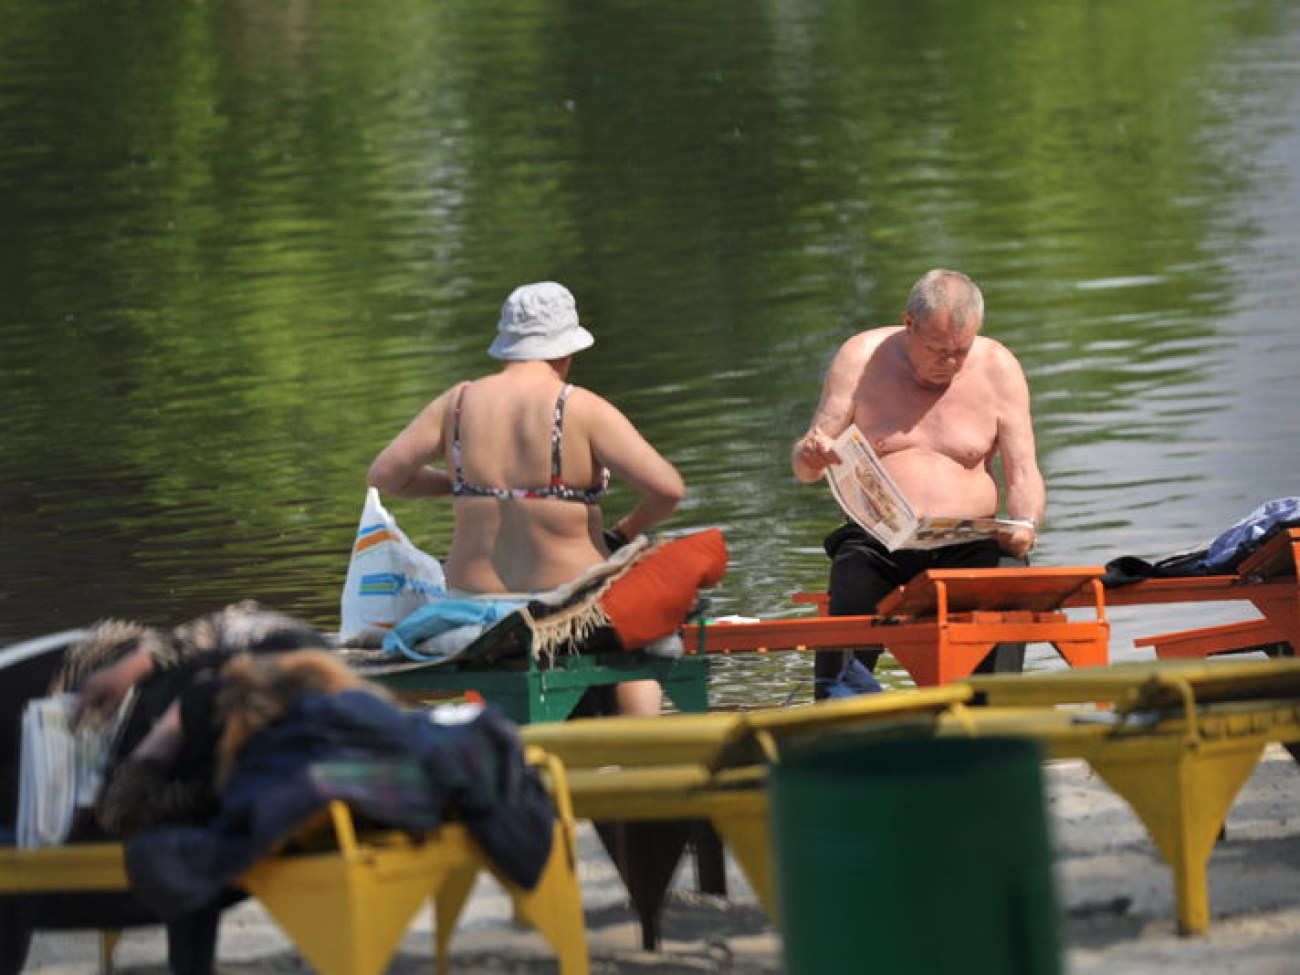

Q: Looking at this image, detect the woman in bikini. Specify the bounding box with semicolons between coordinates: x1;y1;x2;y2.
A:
367;281;685;715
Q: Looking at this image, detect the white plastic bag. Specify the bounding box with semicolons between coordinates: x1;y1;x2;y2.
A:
339;487;447;644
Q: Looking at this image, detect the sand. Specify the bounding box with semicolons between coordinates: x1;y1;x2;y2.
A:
19;745;1300;974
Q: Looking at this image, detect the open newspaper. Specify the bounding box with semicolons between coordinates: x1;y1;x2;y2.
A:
826;425;1031;551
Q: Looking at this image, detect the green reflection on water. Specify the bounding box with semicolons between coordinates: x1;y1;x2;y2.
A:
1;1;1295;707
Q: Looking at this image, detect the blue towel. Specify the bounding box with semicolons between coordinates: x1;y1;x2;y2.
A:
383;598;526;662
1202;497;1300;571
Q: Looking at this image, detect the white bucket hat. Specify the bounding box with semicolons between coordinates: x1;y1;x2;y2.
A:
487;282;595;361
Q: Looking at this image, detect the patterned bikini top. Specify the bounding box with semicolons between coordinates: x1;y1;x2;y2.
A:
450;382;609;504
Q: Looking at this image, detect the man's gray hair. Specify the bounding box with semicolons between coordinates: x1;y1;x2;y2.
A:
906;269;985;329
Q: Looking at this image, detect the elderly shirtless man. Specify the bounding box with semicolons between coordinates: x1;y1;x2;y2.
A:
792;269;1046;696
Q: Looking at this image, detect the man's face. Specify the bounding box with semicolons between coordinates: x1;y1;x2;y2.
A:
904;310;977;389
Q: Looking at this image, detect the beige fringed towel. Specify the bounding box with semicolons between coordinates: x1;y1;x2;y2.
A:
521;535;653;663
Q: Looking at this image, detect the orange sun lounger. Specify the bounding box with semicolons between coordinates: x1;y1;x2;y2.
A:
1080;528;1300;661
683;565;1110;686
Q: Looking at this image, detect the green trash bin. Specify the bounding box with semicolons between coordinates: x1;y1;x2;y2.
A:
770;735;1060;975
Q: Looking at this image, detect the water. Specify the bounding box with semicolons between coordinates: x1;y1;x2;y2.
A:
2;0;1298;707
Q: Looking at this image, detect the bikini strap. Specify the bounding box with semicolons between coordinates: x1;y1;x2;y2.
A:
549;384;574;486
451;381;472;486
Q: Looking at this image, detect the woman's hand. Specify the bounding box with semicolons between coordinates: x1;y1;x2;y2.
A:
75;648;155;724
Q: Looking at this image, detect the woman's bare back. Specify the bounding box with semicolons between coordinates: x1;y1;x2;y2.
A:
443;371;608;593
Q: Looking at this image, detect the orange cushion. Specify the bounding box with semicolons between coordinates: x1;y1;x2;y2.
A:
598;529;728;649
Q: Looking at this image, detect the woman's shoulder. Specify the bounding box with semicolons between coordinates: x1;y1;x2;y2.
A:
560;383;621;418
420;382;468;415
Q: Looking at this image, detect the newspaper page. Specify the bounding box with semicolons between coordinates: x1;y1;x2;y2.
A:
16;691;131;848
825;425;918;550
903;515;1033;551
826;425;1031;551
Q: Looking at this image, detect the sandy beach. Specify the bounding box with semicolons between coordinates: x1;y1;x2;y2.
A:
17;743;1300;974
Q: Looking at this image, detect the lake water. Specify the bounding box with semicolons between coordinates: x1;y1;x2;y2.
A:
2;0;1298;707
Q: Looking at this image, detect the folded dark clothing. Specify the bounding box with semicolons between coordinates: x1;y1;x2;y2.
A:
1101;554;1207;588
125;692;555;920
1103;499;1300;587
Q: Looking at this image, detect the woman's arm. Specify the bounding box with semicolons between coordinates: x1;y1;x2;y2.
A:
584;392;685;539
367;392;455;499
75;647;156;722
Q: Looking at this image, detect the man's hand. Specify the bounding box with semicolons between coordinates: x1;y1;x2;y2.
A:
998;523;1038;560
792;431;842;481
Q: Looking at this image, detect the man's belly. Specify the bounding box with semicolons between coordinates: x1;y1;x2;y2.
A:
882;451;1000;519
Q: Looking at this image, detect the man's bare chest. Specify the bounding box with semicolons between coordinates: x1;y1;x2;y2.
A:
854;381;998;467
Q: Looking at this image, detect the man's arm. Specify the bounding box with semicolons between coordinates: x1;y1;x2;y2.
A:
992;347;1046;557
367;392;455;499
791;334;871;482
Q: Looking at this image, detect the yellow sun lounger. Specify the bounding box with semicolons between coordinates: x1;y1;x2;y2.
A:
526;658;1300;940
520;683;977;935
946;658;1300;935
0;748;588;975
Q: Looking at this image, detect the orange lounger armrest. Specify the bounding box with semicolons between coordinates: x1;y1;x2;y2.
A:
682;615;885;654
